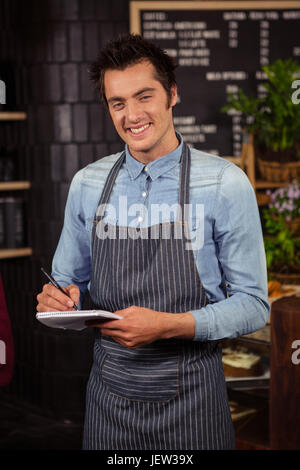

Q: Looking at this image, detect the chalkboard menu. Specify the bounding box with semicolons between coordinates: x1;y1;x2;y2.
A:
130;1;300;156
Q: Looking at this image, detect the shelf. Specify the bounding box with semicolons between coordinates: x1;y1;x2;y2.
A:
0;247;32;259
226;369;270;391
0;113;30;261
0;181;30;191
255;180;286;189
0;111;27;121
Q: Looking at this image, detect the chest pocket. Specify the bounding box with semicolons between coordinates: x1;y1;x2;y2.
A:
100;336;180;402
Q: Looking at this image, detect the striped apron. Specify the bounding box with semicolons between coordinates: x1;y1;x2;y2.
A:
82;143;235;450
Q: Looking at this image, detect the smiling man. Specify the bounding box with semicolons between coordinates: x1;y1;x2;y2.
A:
104;60;178;162
36;34;270;450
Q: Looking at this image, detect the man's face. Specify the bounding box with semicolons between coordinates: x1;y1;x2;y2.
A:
104;60;178;162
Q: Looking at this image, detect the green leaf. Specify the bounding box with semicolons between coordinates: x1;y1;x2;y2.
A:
221;59;300;151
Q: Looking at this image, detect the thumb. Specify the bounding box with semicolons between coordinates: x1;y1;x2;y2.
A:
66;284;80;305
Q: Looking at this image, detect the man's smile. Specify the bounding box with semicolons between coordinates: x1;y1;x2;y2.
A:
127;123;151;136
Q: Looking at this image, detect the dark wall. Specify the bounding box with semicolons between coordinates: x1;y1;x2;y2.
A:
0;0;128;420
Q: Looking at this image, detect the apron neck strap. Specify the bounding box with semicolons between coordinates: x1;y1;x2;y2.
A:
178;142;191;223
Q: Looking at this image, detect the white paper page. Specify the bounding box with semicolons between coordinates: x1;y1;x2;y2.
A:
36;310;122;331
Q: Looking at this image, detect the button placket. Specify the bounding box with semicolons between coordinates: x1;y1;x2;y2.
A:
139;172;151;226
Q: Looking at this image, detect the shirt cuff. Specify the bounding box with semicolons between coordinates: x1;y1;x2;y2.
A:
189;307;209;341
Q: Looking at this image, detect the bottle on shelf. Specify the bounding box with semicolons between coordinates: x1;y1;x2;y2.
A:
0;61;16;111
0;196;26;249
0;146;17;181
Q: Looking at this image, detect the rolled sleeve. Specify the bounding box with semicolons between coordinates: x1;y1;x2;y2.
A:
190;308;209;341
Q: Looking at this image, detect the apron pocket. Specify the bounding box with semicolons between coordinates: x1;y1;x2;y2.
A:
100;336;180;402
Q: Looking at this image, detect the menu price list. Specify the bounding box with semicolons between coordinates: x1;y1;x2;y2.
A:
141;8;300;156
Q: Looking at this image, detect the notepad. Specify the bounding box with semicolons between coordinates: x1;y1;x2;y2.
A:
36;310;122;331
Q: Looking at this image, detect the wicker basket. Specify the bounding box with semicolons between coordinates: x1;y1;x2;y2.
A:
256;192;271;206
257;158;300;182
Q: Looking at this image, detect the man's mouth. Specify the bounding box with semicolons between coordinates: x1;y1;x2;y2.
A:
127;123;151;135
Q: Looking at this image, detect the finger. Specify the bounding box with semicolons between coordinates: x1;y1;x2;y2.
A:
38;288;73;311
110;335;140;349
42;283;74;308
66;284;80;304
37;293;73;312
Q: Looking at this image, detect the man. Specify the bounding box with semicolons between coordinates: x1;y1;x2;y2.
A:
37;34;270;450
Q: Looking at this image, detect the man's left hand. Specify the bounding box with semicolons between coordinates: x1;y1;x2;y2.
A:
86;305;195;349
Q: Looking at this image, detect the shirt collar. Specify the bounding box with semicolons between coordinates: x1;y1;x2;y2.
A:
125;133;183;181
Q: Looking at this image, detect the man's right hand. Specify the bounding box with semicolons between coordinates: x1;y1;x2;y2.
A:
36;284;80;312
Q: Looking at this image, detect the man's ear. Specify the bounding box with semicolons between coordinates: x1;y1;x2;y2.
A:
170;85;178;108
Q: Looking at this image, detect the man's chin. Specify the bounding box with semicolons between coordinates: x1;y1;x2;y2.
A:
126;139;153;155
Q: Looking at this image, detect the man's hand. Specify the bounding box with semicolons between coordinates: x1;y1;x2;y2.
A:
86;306;196;349
36;283;80;312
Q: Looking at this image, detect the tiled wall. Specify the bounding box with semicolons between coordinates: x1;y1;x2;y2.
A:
0;0;128;419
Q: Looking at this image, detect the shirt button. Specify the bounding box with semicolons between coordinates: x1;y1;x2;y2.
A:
138;216;143;223
142;191;147;198
144;166;148;172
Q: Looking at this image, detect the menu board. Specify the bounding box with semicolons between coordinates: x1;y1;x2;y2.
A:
130;1;300;156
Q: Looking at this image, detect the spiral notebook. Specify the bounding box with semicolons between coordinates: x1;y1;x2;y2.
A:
36;310;122;331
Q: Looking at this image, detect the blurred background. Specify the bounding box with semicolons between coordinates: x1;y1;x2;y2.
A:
0;0;299;450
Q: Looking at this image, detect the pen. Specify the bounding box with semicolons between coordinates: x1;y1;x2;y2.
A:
41;267;79;311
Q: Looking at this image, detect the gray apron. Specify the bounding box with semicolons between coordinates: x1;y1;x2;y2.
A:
82;143;235;450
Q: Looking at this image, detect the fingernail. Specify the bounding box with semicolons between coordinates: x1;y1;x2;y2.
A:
68;300;73;307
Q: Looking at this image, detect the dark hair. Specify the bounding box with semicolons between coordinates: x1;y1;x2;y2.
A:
89;34;177;106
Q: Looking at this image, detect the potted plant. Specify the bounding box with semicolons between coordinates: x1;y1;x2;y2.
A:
263;180;300;284
222;58;300;182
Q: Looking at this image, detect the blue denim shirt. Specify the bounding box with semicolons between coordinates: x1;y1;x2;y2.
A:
52;137;270;341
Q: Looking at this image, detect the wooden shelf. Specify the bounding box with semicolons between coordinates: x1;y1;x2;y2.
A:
255;180;286;189
0;247;32;259
0;181;31;191
0;111;27;121
0;112;30;261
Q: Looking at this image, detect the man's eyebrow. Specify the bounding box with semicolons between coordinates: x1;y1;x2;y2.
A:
107;87;156;104
133;87;156;98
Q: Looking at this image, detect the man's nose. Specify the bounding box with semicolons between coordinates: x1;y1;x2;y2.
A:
126;101;143;123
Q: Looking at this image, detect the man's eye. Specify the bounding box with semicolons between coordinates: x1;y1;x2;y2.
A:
112;102;123;110
140;95;151;101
